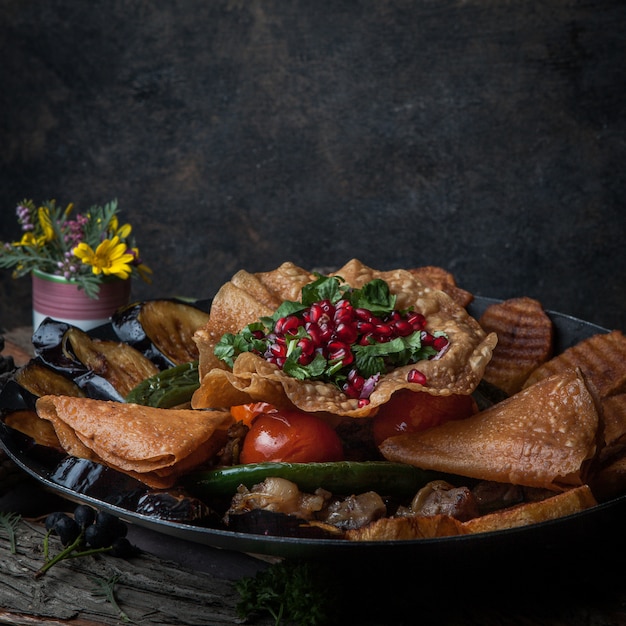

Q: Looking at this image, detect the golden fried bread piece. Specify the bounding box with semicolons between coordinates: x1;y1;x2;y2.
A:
379;368;600;490
346;485;596;541
523;330;626;397
461;484;596;534
597;393;626;461
195;262;316;379
478;297;554;395
522;330;626;458
408;266;474;308
192;259;497;417
4;409;61;448
36;395;233;488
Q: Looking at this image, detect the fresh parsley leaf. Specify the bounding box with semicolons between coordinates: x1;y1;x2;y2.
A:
273;300;307;319
349;278;396;314
300;274;344;306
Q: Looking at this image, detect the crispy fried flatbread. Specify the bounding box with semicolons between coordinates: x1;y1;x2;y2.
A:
346;485;596;540
36;395;232;488
195;262;316;379
522;330;626;458
479;297;554;396
523;330;626;397
192;259;497;417
408;266;474;308
461;484;596;533
379;369;600;490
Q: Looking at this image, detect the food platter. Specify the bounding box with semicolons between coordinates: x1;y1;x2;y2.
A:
1;296;626;577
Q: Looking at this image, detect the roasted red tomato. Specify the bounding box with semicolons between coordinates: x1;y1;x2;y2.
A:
240;407;345;464
372;389;477;446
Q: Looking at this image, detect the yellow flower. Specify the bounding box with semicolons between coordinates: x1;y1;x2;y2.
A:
15;232;40;247
107;215;132;239
73;236;135;280
38;206;56;243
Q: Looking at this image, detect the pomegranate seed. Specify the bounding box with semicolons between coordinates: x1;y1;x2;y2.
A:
297;337;315;356
318;322;334;344
274;315;301;336
334;321;359;344
269;343;287;358
306;322;323;346
308;303;326;324
421;331;434;346
374;323;394;339
342;382;360;398
407;313;426;331
334;307;354;326
318;299;335;318
433;336;449;351
407;369;427;385
359;333;375;346
347;369;365;391
358;398;370;408
327;341;353;365
355;308;374;322
298;352;314;365
393;319;414;337
356;321;375;335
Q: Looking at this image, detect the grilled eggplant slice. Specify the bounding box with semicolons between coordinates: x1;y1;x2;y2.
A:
66;327;159;398
31;318;159;400
112;299;210;368
14;359;86;399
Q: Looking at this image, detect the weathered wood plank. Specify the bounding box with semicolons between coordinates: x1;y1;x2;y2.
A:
0;520;272;626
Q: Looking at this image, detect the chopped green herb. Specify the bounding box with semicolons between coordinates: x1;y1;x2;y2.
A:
236;561;332;626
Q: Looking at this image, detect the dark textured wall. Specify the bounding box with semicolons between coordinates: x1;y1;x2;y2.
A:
1;0;624;331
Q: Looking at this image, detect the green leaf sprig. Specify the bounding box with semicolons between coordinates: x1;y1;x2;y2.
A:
91;574;133;623
236;560;331;626
0;511;22;554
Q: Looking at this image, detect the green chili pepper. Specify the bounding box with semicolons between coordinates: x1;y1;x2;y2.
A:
125;361;200;408
183;461;444;498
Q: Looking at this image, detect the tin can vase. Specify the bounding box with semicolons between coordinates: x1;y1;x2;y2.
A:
31;269;131;331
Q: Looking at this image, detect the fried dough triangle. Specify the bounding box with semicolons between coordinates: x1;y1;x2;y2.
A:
192;259;497;417
36;395;232;488
379;369;600;490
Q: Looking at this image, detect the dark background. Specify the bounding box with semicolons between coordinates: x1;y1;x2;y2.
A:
1;0;624;332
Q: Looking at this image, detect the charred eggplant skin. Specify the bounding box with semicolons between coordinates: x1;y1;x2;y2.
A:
184;461;444;498
112;299;210;369
125;361;200;408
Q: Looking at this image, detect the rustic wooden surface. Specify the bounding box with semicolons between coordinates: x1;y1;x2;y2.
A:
0;517;271;626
